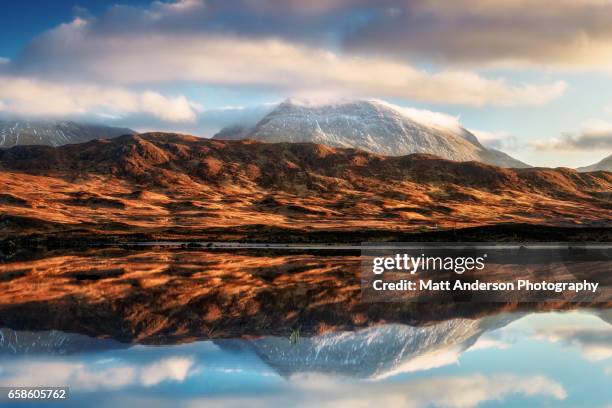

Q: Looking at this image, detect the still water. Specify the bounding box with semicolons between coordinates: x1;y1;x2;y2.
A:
0;310;610;408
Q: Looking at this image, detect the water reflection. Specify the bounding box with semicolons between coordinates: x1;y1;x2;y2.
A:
0;248;607;343
224;314;518;379
0;249;610;406
0;329;126;355
0;310;609;407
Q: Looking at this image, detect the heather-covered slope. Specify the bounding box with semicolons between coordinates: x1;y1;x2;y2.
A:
0;133;610;243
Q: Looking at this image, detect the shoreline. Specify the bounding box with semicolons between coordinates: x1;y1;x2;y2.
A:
2;223;611;254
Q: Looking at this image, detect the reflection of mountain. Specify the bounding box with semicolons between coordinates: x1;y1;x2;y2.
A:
214;99;529;168
0;328;125;355
225;315;518;379
595;309;612;325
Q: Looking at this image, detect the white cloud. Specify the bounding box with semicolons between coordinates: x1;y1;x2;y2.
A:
468;335;511;351
470;129;521;150
0;356;195;390
9;11;566;107
190;373;566;408
533;119;612;150
373;99;464;133
533;326;612;362
345;0;612;71
0;75;197;122
286;97;465;133
154;0;206;13
139;357;195;386
374;347;463;379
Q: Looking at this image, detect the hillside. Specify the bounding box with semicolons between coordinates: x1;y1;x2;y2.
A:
0;133;610;244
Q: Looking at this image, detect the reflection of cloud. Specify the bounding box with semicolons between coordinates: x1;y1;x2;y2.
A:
533;327;612;361
139;357;195;386
374;346;462;379
189;373;566;408
468;335;511;351
0;356;195;390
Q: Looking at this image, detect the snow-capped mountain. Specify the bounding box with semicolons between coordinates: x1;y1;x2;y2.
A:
0;120;133;147
225;314;518;379
577;154;612;172
214;99;529;168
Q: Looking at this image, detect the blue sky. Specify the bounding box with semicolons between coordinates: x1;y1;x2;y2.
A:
0;1;151;57
0;0;611;167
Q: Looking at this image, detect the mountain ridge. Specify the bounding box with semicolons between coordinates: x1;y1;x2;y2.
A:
578;154;612;172
213;99;530;168
0;119;133;147
0;132;605;195
0;132;609;244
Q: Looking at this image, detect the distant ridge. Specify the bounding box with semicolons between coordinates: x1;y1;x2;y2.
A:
0;119;133;147
577;154;612;172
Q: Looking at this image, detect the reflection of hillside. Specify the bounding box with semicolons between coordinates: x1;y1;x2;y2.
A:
222;314;518;379
0;249;608;344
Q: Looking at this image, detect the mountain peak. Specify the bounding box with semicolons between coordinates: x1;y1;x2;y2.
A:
214;99;529;168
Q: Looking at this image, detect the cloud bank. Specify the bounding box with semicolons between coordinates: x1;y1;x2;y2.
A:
0;75;198;122
534;326;612;361
534;119;612;150
264;0;612;71
0;356;195;390
7;16;566;107
0;0;572;129
193;373;566;408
